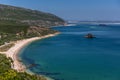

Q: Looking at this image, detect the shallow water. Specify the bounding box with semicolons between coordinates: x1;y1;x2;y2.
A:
20;25;120;80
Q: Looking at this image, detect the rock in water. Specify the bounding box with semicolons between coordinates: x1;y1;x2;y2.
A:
85;33;95;38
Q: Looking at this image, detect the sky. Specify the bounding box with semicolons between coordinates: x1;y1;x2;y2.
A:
0;0;120;21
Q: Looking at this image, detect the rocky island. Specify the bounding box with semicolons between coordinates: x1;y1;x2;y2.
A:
85;33;96;38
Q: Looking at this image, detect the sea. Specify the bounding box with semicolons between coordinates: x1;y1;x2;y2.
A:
19;24;120;80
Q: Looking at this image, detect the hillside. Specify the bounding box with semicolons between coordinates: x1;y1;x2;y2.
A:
0;4;65;45
0;20;58;45
0;4;65;27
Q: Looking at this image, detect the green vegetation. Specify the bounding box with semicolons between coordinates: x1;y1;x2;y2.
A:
0;4;64;45
0;6;64;21
0;20;58;45
0;20;29;34
0;4;65;27
0;20;28;45
0;54;46;80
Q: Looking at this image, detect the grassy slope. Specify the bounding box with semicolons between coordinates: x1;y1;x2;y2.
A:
0;4;64;45
0;20;28;45
0;20;58;45
0;4;64;22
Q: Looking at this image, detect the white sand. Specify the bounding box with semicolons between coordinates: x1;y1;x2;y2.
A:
0;33;59;72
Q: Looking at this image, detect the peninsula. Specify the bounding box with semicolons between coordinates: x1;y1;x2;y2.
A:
0;4;65;80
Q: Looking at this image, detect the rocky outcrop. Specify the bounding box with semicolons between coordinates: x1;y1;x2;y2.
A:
85;33;96;38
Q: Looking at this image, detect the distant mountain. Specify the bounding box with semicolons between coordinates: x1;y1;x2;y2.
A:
0;4;65;27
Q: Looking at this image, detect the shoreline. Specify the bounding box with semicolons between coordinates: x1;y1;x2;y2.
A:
0;32;60;79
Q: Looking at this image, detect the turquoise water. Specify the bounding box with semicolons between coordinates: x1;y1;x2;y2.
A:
20;25;120;80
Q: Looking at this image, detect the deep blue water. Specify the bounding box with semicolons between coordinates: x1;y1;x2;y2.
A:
20;25;120;80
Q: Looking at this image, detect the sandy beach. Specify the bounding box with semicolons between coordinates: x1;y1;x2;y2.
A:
0;32;59;72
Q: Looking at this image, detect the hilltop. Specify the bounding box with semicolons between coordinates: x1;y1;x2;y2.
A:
0;4;65;27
